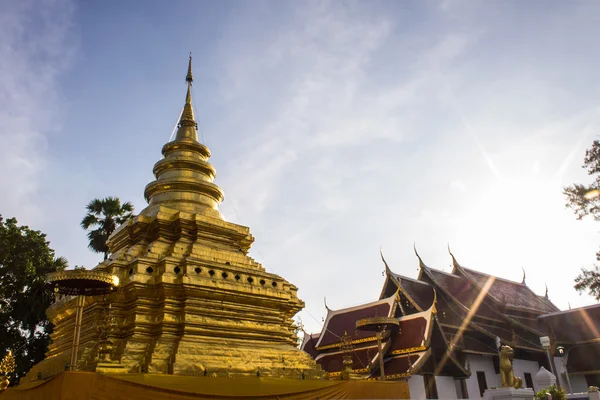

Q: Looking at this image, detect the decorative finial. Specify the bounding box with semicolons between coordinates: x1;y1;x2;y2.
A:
447;243;459;268
414;242;425;269
544;284;549;299
186;53;193;84
568;302;571;310
324;296;330;311
380;248;392;276
521;267;526;285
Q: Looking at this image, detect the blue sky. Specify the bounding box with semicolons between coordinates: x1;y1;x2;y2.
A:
2;0;600;333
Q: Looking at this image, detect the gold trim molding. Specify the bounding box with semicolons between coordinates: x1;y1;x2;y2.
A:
391;346;427;355
316;336;377;351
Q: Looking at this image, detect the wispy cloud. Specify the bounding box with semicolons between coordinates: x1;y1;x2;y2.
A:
218;3;474;221
211;1;479;332
0;0;77;223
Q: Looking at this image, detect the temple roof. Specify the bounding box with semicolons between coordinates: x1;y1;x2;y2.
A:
385;271;435;312
440;326;499;356
504;313;548;335
301;332;320;358
456;266;559;314
392;255;548;353
387;305;434;354
427;320;470;377
419;266;500;320
315;295;396;350
538;303;600;344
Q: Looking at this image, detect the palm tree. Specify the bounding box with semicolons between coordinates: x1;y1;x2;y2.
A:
81;197;134;260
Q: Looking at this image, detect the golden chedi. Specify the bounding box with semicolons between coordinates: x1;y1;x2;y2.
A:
27;56;323;380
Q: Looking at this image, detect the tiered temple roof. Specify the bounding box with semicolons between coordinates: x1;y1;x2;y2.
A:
303;248;563;380
315;296;397;351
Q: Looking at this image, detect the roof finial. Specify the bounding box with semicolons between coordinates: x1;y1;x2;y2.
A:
544;284;549;299
380;247;392;276
447;242;459;269
413;242;426;269
521;267;526;285
324;296;330;311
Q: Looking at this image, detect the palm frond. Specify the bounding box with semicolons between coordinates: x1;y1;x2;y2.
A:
87;229;108;254
52;257;69;271
80;214;99;229
86;198;104;214
102;197;122;216
115;212;134;225
121;202;134;213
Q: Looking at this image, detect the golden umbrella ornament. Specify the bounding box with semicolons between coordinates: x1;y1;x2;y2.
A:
46;270;119;371
356;317;399;381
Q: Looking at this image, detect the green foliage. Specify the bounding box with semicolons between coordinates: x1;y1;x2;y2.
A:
0;216;67;383
81;197;133;260
574;265;600;301
534;384;567;400
564;139;600;300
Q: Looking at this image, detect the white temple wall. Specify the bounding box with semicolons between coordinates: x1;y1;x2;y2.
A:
512;358;541;391
455;379;465;399
569;376;589;395
408;374;426;400
554;356;589;394
435;375;458;399
465;355;500;400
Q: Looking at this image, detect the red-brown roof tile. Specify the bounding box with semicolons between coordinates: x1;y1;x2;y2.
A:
460;267;558;314
538;303;600;343
315;296;396;349
301;332;320;358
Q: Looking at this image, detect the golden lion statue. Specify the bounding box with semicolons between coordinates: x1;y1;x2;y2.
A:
500;345;523;389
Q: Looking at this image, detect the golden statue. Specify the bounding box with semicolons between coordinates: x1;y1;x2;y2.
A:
499;345;523;389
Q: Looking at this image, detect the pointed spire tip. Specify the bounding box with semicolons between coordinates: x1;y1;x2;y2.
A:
177;55;197;132
186;53;193;84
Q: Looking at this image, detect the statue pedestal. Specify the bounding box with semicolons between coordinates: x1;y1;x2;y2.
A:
483;387;535;400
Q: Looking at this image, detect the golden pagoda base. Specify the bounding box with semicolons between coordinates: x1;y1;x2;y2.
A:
2;371;410;399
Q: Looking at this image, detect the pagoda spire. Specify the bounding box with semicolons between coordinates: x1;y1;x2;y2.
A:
186;52;193;83
176;53;198;140
142;55;224;218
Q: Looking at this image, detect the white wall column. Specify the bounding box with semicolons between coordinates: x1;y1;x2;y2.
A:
409;374;426;400
465;355;500;400
436;376;458;399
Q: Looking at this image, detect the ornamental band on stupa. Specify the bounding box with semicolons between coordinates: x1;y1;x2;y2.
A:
26;56;323;379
